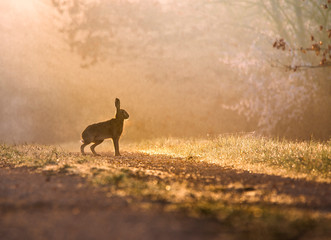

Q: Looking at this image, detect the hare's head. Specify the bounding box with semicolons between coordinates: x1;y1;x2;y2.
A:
115;98;129;120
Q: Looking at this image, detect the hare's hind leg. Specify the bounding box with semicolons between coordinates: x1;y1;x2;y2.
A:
81;142;89;155
91;140;103;156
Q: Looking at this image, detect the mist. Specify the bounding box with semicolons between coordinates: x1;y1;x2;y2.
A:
1;0;330;144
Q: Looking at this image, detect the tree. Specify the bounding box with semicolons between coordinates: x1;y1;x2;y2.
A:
51;0;211;68
218;0;331;139
272;0;331;71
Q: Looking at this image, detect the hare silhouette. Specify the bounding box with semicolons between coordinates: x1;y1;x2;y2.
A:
80;98;129;156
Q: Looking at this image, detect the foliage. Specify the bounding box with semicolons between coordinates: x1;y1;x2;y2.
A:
51;0;209;68
272;0;331;70
219;0;331;139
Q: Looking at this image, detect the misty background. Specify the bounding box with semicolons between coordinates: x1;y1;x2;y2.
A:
0;0;330;144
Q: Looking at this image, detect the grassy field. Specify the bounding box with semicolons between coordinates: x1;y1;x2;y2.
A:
132;135;331;182
1;136;331;240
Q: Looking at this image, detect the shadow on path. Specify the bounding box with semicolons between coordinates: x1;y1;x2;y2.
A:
0;167;226;240
102;152;331;212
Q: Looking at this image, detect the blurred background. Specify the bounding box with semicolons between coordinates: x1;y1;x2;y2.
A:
0;0;330;144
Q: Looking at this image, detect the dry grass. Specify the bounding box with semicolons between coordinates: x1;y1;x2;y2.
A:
132;136;331;182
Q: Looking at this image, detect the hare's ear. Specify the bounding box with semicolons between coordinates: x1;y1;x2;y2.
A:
115;98;120;110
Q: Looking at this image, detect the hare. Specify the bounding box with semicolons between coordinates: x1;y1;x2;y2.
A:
80;98;129;156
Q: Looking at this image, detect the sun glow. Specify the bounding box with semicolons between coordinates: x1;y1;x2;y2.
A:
6;0;38;12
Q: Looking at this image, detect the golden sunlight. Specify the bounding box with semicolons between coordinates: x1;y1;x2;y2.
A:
1;1;330;239
5;0;38;12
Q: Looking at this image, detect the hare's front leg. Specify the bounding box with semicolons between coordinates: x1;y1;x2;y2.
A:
113;137;120;156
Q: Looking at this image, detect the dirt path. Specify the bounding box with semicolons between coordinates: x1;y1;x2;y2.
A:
0;167;226;240
104;152;331;212
1;152;331;240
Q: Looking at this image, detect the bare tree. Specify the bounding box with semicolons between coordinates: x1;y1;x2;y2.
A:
272;0;331;71
217;0;331;139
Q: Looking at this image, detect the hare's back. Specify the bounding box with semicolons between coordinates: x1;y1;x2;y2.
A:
82;120;113;141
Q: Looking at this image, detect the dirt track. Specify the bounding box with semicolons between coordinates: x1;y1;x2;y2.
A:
0;167;226;240
103;152;331;211
1;152;331;240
